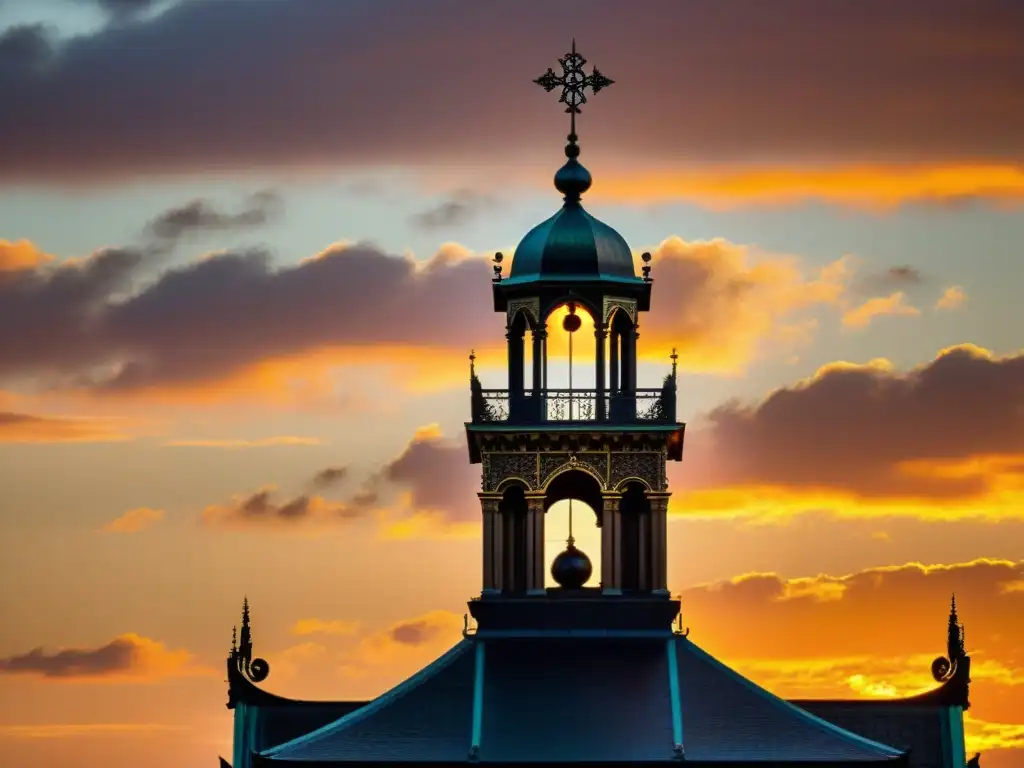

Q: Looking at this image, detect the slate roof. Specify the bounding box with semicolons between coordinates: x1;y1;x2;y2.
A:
256;634;907;765
794;701;952;768
259;640;476;764
675;639;905;763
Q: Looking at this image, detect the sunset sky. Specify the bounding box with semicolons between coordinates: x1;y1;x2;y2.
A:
1;1;1023;766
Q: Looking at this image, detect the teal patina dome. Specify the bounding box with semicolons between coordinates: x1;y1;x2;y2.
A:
508;139;637;282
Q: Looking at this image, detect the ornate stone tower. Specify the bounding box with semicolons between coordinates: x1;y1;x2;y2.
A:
465;42;685;631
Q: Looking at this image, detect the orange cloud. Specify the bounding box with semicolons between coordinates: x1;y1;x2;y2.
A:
339;610;463;680
0;239;54;272
673;344;1024;521
162;436;323;449
0;410;131;443
100;507;164;533
0;233;867;406
592;164;1024;210
627;237;851;373
841;291;920;329
962;714;1024;752
673;557;1024;755
678;557;1024;662
354;425;482;538
936;285;967;310
0;634;211;683
201;486;360;529
290;619;360;637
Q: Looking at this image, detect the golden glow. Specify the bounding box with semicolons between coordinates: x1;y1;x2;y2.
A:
589;164;1024;209
671;479;1024;522
963;714;1024;752
0;239;54;272
936;285;967;310
100;508;164;534
290;618;360;637
544;500;602;588
162;436;323;449
842;292;921;329
0;412;132;444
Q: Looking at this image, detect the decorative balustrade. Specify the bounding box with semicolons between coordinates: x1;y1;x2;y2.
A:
470;382;676;425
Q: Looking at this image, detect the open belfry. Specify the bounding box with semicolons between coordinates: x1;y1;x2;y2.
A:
223;42;976;768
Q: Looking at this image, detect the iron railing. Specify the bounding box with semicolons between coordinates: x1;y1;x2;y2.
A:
470;379;677;425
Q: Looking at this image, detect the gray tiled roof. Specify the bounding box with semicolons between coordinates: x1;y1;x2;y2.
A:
794;701;948;768
261;641;475;763
259;634;907;764
478;637;675;762
676;638;906;762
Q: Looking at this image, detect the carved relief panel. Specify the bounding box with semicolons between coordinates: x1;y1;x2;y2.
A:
480;438;668;494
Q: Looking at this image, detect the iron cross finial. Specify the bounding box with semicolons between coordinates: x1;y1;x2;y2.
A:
534;39;614;137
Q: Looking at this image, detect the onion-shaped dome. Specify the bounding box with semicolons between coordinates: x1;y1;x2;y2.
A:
508;140;637;282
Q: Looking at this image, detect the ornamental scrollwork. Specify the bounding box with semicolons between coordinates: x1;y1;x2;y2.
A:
603;296;637;325
484;453;538;492
610;452;663;491
507;298;541;328
541;460;607;491
931;655;957;683
539;452;608;489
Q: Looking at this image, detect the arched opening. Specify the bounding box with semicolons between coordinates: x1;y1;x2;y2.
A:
544;301;598;421
620;482;652;592
608;307;637;421
545;500;601;588
507;310;530;421
543;469;603;589
499;484;529;595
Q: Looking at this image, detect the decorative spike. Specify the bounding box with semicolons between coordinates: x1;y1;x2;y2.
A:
230;625;237;654
946;592;965;660
239;597;253;661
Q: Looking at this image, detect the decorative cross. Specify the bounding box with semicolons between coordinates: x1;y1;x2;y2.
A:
534;39;614;137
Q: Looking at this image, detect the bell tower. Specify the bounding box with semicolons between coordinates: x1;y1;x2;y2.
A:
465;42;685;632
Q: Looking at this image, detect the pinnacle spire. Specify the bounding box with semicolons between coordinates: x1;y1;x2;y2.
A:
239;597;253;661
947;592;965;660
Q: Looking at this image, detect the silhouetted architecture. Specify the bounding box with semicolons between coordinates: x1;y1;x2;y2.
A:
220;42;975;768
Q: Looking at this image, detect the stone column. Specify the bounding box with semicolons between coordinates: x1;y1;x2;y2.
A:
479;494;502;595
609;329;619;392
600;493;623;594
526;494;546;594
646;493;671;593
506;326;524;421
595;324;607;421
637;506;650;591
542;333;548;389
531;327;546;394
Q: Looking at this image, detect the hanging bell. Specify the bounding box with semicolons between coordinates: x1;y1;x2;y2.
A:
562;302;582;333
